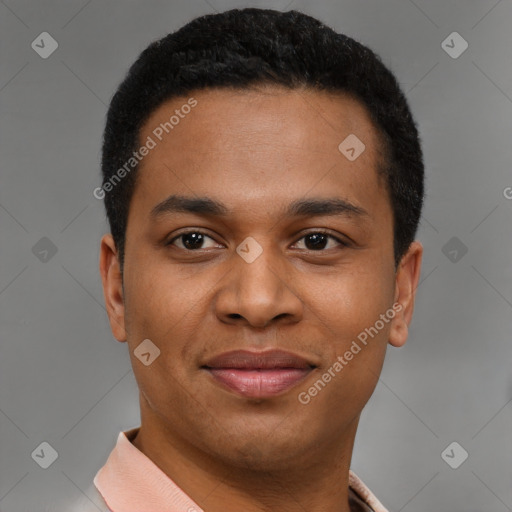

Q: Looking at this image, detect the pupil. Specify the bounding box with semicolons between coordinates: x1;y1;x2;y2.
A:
305;233;327;250
183;233;204;250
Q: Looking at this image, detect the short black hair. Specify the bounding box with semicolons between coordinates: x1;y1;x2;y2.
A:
100;7;424;271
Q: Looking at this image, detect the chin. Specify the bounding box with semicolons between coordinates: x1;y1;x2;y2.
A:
209;435;312;473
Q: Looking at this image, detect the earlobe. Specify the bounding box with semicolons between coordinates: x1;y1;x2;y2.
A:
99;234;127;342
388;241;423;348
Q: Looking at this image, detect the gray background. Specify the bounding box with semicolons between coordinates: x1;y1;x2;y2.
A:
1;0;511;511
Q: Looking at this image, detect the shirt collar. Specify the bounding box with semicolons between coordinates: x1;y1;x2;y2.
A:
94;428;389;512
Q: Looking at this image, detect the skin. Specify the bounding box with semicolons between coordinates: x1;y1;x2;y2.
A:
100;85;422;512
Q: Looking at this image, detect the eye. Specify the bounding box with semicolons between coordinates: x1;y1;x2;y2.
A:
167;230;221;251
293;231;348;251
166;230;349;252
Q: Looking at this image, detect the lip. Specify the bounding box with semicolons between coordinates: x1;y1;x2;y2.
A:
202;349;316;399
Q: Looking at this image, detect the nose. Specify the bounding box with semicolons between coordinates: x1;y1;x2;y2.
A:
213;242;304;329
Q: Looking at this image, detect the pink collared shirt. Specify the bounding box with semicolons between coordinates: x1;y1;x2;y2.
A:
73;428;390;512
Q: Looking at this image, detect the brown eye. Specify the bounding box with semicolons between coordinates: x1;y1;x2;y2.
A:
294;232;347;251
168;231;220;250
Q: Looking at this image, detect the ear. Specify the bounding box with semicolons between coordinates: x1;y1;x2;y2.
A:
99;233;127;342
388;240;423;348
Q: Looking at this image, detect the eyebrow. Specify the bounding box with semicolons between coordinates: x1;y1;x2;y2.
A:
150;194;369;220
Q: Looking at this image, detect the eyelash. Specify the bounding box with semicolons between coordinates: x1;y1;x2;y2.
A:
166;229;349;251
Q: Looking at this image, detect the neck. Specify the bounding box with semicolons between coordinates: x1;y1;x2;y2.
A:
132;397;360;512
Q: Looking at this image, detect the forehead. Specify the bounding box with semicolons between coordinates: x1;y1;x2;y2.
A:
139;86;385;158
131;86;389;221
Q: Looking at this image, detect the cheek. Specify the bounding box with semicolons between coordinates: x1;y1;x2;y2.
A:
303;268;393;408
122;259;196;368
125;247;191;318
313;265;394;345
320;271;393;397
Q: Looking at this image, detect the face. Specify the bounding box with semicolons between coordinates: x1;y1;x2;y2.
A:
100;86;422;471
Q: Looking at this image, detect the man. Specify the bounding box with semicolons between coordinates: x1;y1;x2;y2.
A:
80;7;424;511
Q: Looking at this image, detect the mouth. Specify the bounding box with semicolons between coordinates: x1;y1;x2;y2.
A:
201;349;317;399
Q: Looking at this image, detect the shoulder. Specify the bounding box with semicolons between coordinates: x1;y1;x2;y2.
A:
349;470;390;512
